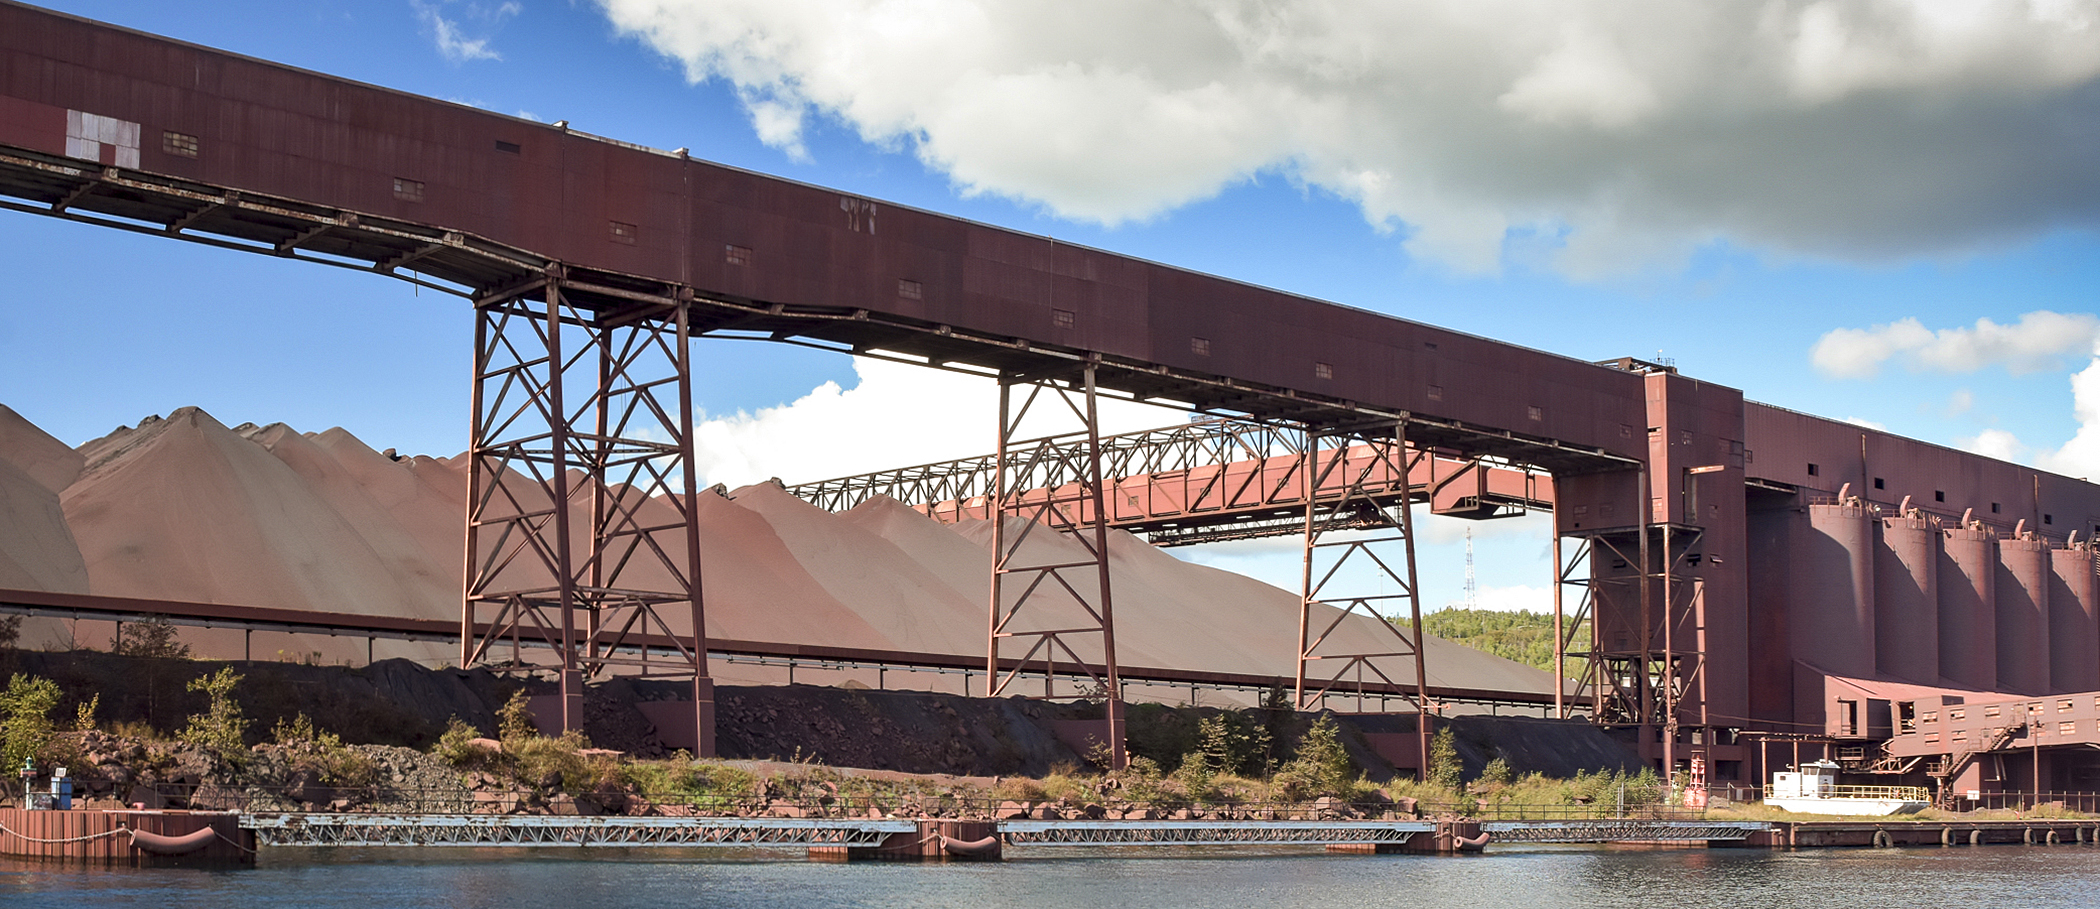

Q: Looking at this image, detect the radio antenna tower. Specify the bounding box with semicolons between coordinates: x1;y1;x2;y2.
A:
1464;527;1478;610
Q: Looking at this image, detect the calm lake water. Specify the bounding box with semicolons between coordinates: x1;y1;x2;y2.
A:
4;845;2098;908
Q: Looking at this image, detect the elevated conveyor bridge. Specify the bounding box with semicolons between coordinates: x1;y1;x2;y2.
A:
788;417;1553;547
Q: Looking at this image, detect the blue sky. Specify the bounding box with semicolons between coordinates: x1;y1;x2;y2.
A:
3;1;2097;609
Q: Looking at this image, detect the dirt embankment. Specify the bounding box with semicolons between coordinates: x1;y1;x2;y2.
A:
3;649;1638;781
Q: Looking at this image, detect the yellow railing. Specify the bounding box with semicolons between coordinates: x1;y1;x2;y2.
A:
1764;784;1928;802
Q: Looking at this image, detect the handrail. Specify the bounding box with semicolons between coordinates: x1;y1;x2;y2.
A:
1763;784;1928;802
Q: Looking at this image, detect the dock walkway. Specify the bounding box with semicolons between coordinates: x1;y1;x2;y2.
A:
239;814;916;848
12;808;2100;863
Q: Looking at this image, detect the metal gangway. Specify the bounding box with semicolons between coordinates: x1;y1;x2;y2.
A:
240;814;916;848
1482;820;1771;844
999;819;1434;847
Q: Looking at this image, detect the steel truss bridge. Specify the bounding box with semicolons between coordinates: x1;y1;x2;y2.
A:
787;417;1553;547
239;814;917;848
998;819;1431;847
1481;820;1769;844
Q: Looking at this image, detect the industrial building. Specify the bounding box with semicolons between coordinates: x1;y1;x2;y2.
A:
2;0;2096;804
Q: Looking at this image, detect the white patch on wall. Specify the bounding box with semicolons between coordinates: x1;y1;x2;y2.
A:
65;110;141;169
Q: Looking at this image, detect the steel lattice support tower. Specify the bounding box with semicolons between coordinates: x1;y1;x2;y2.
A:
461;266;714;755
1295;419;1434;774
987;362;1126;769
1559;512;1706;777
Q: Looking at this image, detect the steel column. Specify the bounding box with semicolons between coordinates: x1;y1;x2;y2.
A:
987;363;1125;768
1552;505;1565;720
461;268;713;753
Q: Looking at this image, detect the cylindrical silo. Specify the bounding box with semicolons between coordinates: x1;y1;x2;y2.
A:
1875;514;1939;683
2049;546;2099;693
1997;537;2052;694
1794;502;1878;679
1938;525;1997;689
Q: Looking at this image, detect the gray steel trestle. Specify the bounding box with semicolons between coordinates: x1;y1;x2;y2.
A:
1480;820;1771;843
998;820;1434;847
239;814;917;848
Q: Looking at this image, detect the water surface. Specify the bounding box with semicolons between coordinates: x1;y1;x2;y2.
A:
4;844;2097;908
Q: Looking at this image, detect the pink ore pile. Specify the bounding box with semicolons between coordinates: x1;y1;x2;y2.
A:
0;404;1556;703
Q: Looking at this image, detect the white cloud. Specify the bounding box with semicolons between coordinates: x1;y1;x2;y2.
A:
415;0;519;64
1815;311;2100;479
1951;352;2100;478
1963;427;2028;462
1810;318;1935;378
597;0;2100;276
1496;28;1659;130
692;356;1171;489
1842;416;1888;431
1811;311;2100;378
2034;356;2100;478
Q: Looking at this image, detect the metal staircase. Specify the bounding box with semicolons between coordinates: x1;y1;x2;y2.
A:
1930;724;2025;807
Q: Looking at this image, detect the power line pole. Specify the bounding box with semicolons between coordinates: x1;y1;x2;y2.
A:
1464;527;1478;610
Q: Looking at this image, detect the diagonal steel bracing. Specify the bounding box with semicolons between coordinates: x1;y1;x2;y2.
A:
462;268;713;754
787;416;1549;547
989;363;1126;768
1295;419;1434;775
1551;527;1596;720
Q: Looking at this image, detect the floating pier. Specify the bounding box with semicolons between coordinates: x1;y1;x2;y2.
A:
238;814;915;849
9;809;2100;865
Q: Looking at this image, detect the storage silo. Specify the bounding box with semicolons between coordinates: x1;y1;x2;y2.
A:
1997;536;2053;694
1794;500;1878;679
1938;524;1997;689
1875;512;1939;683
2048;545;2099;693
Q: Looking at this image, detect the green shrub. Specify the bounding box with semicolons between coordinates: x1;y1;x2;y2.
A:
496;690;537;744
624;758;757;807
434;718;499;768
1286;715;1353;793
181;667;248;757
1428;725;1462;792
508;730;596;794
989;776;1049;802
1478;757;1513;789
1;674;60;770
73;693;99;732
271;712;377;787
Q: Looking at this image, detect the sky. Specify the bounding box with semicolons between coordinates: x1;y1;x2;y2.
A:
2;0;2097;613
